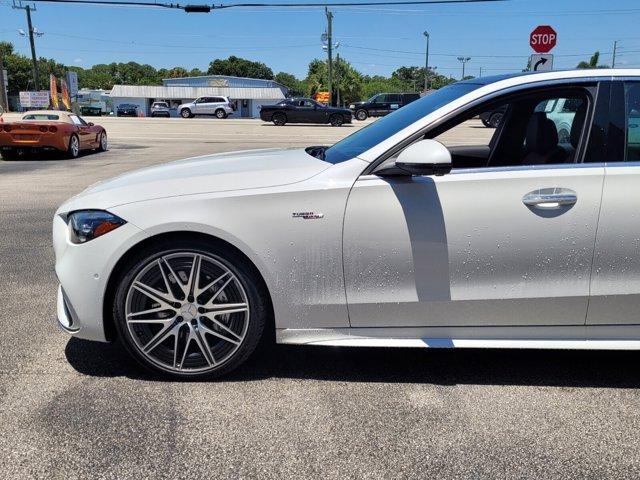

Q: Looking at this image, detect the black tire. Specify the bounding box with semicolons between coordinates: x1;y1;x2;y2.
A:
67;134;80;159
272;112;287;126
215;109;228;119
0;149;18;160
487;112;503;128
330;114;344;127
112;239;268;379
181;108;193;119
355;109;368;121
98;131;108;152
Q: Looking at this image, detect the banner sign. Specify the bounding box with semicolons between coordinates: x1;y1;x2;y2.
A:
314;91;330;103
19;91;50;108
60;78;71;110
66;71;78;96
50;74;59;109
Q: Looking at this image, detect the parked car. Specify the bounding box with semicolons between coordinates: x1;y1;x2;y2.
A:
349;92;421;120
116;104;138;117
178;96;234;119
479;105;507;128
54;70;640;379
480;97;584;144
259;98;352;126
150;101;171;118
1;110;107;160
80;106;102;117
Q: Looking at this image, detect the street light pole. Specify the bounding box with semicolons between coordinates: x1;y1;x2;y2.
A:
423;31;429;91
457;56;471;80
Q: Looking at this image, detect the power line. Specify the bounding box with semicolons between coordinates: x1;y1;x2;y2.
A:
23;0;506;11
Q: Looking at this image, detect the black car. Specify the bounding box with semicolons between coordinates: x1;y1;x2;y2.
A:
479;105;507;128
116;104;138;117
259;98;352;126
349;92;421;121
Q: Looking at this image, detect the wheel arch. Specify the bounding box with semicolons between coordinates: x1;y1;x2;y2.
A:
102;230;274;342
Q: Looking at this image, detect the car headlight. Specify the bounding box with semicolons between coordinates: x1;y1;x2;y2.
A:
349;104;355;109
63;210;126;244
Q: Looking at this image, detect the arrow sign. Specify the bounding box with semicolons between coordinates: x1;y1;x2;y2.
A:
530;54;554;72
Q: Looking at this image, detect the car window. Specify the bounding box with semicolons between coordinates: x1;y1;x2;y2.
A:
430;90;590;169
69;115;87;126
22;114;60;120
322;83;482;164
625;83;640;161
301;100;315;108
387;94;401;102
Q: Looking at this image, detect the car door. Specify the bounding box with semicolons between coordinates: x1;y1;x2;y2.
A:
69;114;92;149
194;97;210;114
387;94;401;113
301;99;321;123
343;82;607;328
587;80;640;325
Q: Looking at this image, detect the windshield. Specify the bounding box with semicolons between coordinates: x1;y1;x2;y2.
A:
321;83;483;164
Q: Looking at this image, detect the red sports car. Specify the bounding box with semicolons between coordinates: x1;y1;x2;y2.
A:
0;110;107;160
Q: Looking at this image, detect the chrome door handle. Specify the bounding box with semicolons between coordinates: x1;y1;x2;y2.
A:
522;188;577;209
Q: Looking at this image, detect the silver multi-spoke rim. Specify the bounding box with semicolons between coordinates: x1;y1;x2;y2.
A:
100;132;107;150
70;136;79;156
125;251;250;373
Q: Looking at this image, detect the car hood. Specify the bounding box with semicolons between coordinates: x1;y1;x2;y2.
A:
57;148;331;212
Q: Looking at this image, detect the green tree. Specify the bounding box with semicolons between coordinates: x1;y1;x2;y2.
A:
207;56;274;79
576;51;609;69
274;72;305;96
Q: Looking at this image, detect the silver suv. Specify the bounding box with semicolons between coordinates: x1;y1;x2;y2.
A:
150;101;171;118
178;96;235;119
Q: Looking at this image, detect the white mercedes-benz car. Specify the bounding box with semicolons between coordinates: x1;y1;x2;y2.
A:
54;69;640;378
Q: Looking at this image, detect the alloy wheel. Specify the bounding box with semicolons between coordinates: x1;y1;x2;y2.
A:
100;132;108;151
124;251;250;374
70;135;79;157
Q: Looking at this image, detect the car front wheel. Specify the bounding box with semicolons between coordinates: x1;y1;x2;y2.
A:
355;109;368;121
112;240;267;378
181;108;192;119
98;131;108;152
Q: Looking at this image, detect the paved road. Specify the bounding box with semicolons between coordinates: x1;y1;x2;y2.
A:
1;116;639;479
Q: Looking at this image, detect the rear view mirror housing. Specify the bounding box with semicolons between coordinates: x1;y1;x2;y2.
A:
379;139;452;177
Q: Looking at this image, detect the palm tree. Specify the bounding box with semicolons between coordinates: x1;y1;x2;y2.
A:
576;51;609;69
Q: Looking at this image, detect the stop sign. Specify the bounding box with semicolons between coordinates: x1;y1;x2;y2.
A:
530;25;557;53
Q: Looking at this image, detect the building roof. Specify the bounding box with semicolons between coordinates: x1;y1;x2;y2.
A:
109;84;286;100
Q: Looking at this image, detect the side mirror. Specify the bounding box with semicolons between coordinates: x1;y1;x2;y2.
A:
391;139;452;176
88;122;94;126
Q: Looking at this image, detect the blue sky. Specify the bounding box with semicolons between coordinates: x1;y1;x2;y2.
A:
1;0;639;79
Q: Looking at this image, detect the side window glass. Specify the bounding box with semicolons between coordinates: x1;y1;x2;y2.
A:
625;83;640;161
430;90;590;170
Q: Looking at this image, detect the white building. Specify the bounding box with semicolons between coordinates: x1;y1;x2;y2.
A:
109;75;288;118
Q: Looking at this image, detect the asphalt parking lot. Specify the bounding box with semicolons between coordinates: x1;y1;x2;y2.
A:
2;116;640;479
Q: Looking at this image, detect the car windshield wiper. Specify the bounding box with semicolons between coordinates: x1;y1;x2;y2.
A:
305;145;327;160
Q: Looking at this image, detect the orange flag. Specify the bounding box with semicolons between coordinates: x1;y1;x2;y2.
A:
60;77;71;110
50;74;59;109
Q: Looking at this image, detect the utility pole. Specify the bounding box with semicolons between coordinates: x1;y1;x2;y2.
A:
325;7;333;106
479;66;483;77
612;40;618;68
423;31;430;91
457;56;471;80
335;52;341;107
14;3;40;91
0;53;8;112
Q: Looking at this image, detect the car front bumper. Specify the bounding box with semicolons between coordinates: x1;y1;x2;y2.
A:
53;213;147;342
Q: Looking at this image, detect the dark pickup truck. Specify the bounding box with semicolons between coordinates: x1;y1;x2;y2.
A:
259;98;352;126
349;92;421;120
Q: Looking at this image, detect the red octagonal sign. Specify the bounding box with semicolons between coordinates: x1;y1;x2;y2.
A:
530;25;557;53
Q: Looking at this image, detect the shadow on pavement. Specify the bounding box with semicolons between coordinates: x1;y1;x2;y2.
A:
65;337;640;388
